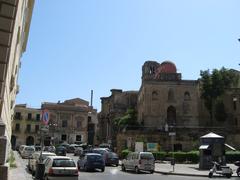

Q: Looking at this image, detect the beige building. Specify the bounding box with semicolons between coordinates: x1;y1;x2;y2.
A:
99;61;240;152
41;98;98;145
12;104;41;148
0;0;34;179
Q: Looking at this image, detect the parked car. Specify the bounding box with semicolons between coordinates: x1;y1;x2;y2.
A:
106;152;119;166
34;145;42;151
18;145;26;155
55;146;66;156
28;151;56;175
21;146;35;159
77;153;105;172
74;147;83;156
43;156;78;180
43;146;56;153
121;152;155;173
92;148;110;163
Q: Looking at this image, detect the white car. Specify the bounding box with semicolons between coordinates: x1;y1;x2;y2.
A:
28;151;56;175
43;156;78;180
21;146;35;159
122;152;155;173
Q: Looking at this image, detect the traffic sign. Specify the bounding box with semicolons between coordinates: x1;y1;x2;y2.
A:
41;109;50;125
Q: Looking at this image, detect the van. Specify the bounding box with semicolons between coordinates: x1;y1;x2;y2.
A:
122;152;155;173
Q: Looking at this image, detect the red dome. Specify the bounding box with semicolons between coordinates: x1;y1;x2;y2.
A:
157;61;177;73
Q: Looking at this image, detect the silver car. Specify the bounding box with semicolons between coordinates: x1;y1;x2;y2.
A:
122;152;155;173
21;146;35;159
43;156;78;180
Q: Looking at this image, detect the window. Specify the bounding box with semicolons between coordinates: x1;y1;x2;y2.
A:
168;89;175;101
15;123;20;131
35;125;39;132
26;124;31;132
184;91;191;101
28;113;32;120
76;121;81;128
61;134;67;141
233;97;237;111
76;135;81;141
36;114;40;121
152;91;158;101
62;120;68;128
15;112;21;120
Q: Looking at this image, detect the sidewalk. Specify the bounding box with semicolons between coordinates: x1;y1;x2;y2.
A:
154;162;238;177
9;151;33;180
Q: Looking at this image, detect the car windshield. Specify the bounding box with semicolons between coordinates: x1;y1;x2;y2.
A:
109;153;118;158
25;147;34;151
87;155;102;161
52;159;76;167
140;153;154;160
92;149;105;155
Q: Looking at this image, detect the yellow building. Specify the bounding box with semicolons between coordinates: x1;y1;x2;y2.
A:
0;0;34;179
12;104;41;148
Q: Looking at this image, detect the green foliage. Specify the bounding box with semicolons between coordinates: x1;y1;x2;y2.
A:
113;108;139;131
121;149;132;159
9;151;17;168
226;151;240;163
200;67;239;121
153;151;199;163
152;151;167;160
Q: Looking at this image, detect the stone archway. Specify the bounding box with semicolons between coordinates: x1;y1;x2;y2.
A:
167;106;176;125
26;136;34;146
11;135;17;150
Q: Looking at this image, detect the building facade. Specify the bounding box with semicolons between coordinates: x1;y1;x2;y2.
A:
0;0;34;179
98;89;138;147
99;60;240;152
41;98;97;145
12;104;41;148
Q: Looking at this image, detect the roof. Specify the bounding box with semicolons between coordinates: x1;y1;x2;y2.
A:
200;132;224;138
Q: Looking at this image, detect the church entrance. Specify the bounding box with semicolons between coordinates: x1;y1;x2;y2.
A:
167;106;176;125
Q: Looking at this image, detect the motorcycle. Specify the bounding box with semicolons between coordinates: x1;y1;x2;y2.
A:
234;161;240;177
208;161;232;178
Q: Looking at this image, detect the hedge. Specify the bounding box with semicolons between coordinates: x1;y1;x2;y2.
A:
226;151;240;163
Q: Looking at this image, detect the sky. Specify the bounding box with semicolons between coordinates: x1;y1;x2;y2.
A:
16;0;240;111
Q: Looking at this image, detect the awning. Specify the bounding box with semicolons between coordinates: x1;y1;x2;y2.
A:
199;145;209;150
225;143;236;151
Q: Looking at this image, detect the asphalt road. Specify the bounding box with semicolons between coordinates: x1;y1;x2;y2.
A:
19;153;240;180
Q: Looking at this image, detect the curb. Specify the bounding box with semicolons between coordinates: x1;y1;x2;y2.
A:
154;170;208;177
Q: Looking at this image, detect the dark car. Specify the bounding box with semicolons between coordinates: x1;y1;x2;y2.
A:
55;146;66;156
77;153;105;172
106;152;119;166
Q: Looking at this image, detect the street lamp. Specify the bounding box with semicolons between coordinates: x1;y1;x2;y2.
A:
165;123;176;172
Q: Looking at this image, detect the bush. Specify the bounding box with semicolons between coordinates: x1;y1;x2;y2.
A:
226;151;240;163
121;149;132;159
152;151;167;160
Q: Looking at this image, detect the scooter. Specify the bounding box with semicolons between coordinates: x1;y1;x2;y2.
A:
234;161;240;177
208;161;232;178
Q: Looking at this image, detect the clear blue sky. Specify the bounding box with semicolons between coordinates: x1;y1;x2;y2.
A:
16;0;240;111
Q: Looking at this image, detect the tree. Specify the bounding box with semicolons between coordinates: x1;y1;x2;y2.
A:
113;108;139;132
200;67;239;122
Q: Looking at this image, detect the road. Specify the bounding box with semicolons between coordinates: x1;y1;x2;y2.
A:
17;153;239;180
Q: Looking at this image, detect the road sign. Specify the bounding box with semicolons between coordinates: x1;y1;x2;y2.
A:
169;132;176;136
41;109;50;125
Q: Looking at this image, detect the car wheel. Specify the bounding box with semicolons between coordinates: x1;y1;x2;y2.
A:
101;168;105;172
121;165;126;171
226;174;231;178
84;165;88;172
150;170;154;174
135;166;140;174
237;168;240;177
116;163;119;167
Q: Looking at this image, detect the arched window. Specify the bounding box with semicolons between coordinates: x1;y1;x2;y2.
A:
152;91;158;101
184;91;191;101
168;89;175;101
167;106;176;125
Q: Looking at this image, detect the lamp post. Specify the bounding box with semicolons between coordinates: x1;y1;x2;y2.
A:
165;123;175;172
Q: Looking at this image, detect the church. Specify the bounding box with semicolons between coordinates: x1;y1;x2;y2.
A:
99;60;240;152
